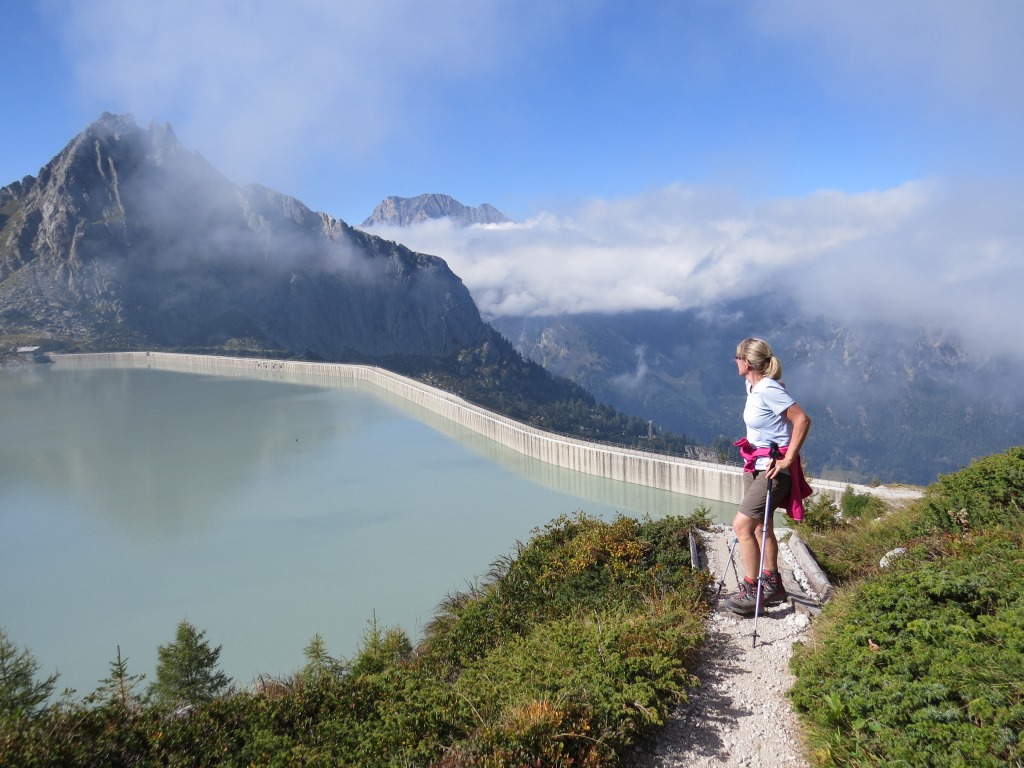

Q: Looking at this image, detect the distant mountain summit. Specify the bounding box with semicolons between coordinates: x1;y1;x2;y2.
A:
361;194;510;227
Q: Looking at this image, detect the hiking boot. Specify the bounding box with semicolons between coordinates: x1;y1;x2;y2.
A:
724;577;759;616
762;569;787;606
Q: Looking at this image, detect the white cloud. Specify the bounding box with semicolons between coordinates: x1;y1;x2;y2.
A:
609;347;650;392
50;0;588;186
365;180;1023;358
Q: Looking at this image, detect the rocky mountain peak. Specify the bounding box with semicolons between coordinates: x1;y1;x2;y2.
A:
360;193;510;228
0;113;493;362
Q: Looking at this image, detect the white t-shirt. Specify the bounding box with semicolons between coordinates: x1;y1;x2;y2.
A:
744;378;795;470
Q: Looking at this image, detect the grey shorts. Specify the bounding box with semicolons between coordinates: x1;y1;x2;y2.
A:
738;470;792;520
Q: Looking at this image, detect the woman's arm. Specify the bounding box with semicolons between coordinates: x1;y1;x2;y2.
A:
768;402;811;479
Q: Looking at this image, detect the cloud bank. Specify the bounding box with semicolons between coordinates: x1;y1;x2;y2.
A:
365;180;1024;359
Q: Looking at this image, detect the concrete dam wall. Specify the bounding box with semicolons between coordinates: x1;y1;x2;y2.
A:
48;351;854;507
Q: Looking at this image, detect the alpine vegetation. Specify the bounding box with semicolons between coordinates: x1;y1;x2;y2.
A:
0;511;711;766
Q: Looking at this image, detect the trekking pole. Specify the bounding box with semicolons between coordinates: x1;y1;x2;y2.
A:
752;442;782;649
716;537;739;596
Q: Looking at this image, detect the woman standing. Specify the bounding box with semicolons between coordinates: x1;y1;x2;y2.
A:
725;337;812;616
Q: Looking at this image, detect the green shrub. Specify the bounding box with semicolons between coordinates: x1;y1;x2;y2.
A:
421;511;708;673
637;506;711;577
789;527;1024;767
414;511;710;765
447;593;705;767
839;486;887;519
923;446;1024;533
0;701;158;768
798;493;841;532
796;503;924;586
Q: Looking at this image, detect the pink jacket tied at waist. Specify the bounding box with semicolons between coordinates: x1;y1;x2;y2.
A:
733;438;813;521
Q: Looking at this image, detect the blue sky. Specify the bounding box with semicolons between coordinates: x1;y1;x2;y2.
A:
3;0;1023;355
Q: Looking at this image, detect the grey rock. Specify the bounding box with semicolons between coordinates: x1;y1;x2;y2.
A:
879;547;907;569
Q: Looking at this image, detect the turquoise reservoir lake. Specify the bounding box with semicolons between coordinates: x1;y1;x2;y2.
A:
0;364;731;697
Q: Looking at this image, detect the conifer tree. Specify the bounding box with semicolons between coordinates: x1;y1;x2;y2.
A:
0;626;59;718
302;633;343;682
87;645;146;709
148;620;231;707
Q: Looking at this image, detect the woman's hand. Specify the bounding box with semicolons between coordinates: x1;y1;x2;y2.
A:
767;455;792;479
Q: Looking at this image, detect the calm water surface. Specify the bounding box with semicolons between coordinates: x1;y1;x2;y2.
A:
0;365;731;697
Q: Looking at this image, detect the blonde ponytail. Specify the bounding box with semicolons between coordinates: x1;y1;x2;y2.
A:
736;337;783;381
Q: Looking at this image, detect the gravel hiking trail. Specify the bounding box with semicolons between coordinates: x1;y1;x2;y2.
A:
626;525;822;768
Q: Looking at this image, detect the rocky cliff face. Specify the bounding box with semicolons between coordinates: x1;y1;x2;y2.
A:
0;114;490;361
360;194;510;227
